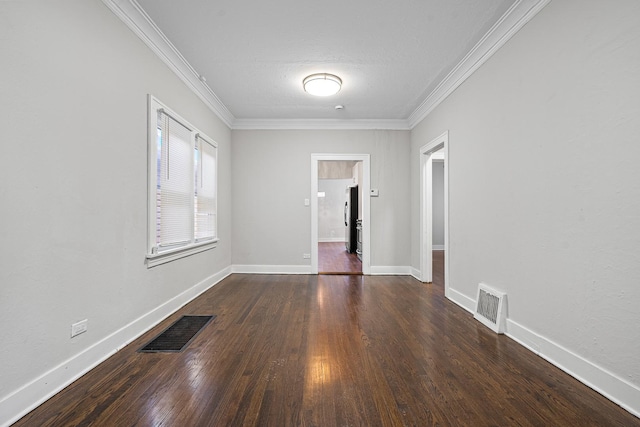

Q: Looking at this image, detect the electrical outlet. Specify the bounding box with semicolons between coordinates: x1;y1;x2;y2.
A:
303;253;311;259
71;319;88;338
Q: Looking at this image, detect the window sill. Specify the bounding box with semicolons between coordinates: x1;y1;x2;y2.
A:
146;239;218;268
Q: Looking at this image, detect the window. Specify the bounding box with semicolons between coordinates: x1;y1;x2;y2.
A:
147;95;217;267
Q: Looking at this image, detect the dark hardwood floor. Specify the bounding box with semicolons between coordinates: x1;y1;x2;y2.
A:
431;249;444;285
14;254;639;426
318;242;362;274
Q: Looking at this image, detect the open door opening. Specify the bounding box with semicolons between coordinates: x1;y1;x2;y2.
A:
420;132;449;295
431;155;445;286
317;160;362;275
311;154;371;275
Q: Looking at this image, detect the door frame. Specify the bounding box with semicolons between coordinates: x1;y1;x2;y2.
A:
311;154;371;275
420;132;449;293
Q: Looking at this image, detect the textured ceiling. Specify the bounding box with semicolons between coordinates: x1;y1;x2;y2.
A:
135;0;517;122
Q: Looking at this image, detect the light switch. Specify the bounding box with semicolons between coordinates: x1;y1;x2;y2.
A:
304;198;310;206
370;189;379;197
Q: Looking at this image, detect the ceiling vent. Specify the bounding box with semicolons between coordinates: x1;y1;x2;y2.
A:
474;283;507;334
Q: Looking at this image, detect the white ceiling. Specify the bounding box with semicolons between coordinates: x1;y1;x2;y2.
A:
109;0;547;128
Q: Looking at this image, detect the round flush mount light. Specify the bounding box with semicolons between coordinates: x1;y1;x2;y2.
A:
303;73;342;96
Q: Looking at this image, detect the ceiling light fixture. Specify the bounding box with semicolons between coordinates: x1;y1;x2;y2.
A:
303;73;342;96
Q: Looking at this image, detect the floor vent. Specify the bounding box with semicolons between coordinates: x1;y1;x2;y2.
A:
139;315;215;353
474;284;507;334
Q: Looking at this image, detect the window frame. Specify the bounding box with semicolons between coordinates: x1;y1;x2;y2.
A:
146;95;218;267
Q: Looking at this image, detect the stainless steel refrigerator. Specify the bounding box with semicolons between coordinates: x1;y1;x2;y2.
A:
344;185;358;253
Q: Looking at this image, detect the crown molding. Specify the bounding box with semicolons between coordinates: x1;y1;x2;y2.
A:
232;118;411;131
103;0;550;131
101;0;235;128
407;0;551;128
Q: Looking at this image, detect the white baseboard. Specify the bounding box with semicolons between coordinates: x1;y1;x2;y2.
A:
5;271;636;424
231;264;312;275
369;266;412;275
506;319;640;419
432;244;445;250
446;285;639;418
233;265;412;276
318;237;346;243
0;266;232;427
446;287;476;313
410;267;422;281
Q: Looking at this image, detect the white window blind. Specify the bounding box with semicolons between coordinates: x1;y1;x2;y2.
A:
158;110;194;248
195;134;217;241
147;96;218;264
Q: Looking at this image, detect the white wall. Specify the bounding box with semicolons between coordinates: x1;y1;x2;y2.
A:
0;1;231;423
318;179;352;242
3;0;638;422
231;130;410;270
411;0;640;415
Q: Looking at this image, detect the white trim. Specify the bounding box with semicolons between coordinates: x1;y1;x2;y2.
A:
146;240;217;267
231;265;312;275
369;266;412;276
318;237;346;243
446;287;476;314
231;264;412;276
102;0;549;131
0;266;232;427
232;118;411;130
311;154;371;275
101;0;234;127
444;288;640;418
407;0;551;128
146;95;219;265
506;319;640;419
432;244;445;251
410;267;422;281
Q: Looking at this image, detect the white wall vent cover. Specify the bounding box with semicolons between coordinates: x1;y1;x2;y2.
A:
474;283;507;334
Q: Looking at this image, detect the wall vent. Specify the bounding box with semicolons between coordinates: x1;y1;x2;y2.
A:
474;283;507;334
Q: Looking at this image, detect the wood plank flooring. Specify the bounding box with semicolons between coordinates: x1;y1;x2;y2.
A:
431;250;444;285
13;256;639;426
318;242;362;274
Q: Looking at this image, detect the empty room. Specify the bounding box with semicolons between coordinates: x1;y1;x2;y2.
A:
1;0;639;425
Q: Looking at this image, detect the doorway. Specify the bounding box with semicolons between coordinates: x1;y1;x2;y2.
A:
317;161;362;274
420;132;449;294
311;154;371;275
